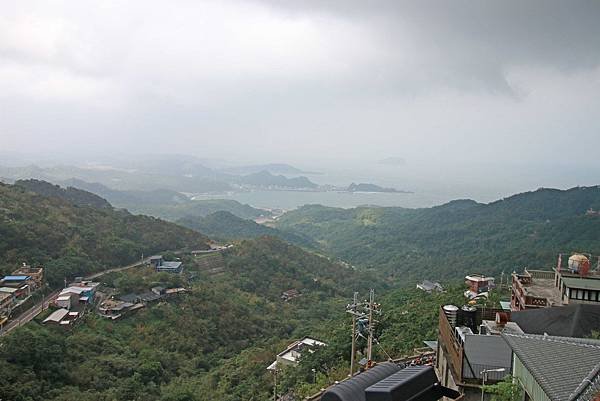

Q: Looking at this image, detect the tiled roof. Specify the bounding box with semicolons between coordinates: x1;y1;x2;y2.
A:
502;333;600;401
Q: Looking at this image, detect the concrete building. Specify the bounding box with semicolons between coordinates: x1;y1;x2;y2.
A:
150;255;183;273
11;264;43;289
511;254;600;311
436;305;515;401
417;280;444;293
464;275;495;299
267;337;327;371
0;292;14;315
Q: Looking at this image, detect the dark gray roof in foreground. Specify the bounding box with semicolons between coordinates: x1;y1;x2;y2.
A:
511;304;600;338
502;333;600;401
321;362;401;401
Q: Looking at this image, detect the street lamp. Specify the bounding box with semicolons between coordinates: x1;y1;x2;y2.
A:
311;368;317;384
481;368;506;401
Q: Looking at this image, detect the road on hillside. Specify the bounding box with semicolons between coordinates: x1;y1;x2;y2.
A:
85;257;150;280
0;289;61;337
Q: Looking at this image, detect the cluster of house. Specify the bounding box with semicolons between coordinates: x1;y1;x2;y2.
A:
435;252;600;401
44;280;99;326
0;264;44;317
98;286;187;320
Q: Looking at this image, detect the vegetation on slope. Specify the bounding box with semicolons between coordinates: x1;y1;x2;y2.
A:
276;186;600;280
0;236;465;401
16;179;112;209
0;237;378;400
0;182;208;286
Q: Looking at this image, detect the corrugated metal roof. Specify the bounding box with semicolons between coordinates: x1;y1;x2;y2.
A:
502;333;600;401
2;275;30;281
462;334;512;380
43;308;69;323
561;277;600;291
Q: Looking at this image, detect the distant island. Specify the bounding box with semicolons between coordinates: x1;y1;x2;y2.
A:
345;182;412;193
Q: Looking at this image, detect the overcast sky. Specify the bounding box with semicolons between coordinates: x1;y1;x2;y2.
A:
1;0;599;175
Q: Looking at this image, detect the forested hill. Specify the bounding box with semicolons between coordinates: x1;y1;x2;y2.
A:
0;236;387;401
177;211;317;247
276;186;600;280
0;182;209;286
61;178;271;221
15;179;112;209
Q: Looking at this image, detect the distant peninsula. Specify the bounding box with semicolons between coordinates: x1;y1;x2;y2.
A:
345;182;412;193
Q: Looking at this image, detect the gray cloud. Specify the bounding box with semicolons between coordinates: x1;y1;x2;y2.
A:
0;0;599;177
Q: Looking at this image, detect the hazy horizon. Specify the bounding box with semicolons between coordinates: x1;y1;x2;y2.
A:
2;1;600;204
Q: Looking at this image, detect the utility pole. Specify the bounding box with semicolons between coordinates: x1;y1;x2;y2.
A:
273;368;277;401
348;292;359;376
367;289;374;363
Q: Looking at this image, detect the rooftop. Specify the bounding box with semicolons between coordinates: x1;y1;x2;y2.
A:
159;261;182;269
502;333;600;401
2;275;31;281
44;308;69;323
511;304;600;338
562;276;600;291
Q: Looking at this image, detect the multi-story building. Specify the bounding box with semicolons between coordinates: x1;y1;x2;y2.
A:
511;253;600;311
11;264;44;290
436;305;516;401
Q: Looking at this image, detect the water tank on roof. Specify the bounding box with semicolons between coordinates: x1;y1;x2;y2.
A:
461;305;477;333
568;254;590;275
443;305;459;328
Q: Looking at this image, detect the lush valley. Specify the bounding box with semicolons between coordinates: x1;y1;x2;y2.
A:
177;211;316;247
275;186;600;280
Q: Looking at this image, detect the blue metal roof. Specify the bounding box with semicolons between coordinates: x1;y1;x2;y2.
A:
2;275;31;281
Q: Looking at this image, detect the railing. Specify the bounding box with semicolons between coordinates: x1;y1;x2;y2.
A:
524;296;547;307
526;269;555;280
476;307;510;322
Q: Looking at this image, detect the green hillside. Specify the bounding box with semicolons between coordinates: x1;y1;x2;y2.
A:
0;182;209;286
0;237;392;401
177;211;316;247
276;186;600;280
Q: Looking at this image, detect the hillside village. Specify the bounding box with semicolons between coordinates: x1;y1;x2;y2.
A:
2;244;600;401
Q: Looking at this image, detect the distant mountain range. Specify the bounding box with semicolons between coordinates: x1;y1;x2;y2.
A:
219;163;319;176
55;179;271;221
0;161;320;193
238;170;318;189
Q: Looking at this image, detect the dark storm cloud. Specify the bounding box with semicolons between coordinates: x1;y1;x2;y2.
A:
256;0;600;92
